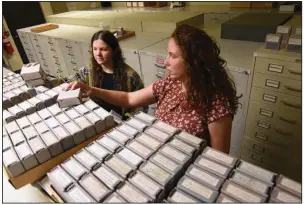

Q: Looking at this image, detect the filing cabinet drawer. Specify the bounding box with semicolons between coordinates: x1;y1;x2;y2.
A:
242;137;292;160
240;147;286;175
247;101;301;131
248;100;301;122
244;125;301;152
255;57;301;80
241;145;301;181
245;115;301;142
252;73;301;97
250;87;301;113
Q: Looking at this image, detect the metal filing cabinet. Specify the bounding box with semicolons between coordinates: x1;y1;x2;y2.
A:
242;46;302;182
119;32;169;78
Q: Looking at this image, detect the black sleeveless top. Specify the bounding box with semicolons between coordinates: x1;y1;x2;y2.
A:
100;72;123;115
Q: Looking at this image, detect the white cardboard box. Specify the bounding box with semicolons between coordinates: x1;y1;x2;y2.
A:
20;64;43;81
57;88;81;108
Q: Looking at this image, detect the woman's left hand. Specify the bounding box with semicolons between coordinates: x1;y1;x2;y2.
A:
63;81;94;98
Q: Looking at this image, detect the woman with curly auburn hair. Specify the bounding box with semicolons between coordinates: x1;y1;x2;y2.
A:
65;24;240;153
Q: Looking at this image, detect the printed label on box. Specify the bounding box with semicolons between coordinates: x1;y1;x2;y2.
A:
181;177;213;199
189;166;220;187
142;162;170;183
197;157;227;175
161;146;187;163
225;183;261;202
119;184;148;202
153;153;178;172
132;173;160;196
204;148;234;165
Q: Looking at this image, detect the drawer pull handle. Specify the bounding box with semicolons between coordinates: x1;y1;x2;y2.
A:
251;153;263;163
155;64;166;69
288;69;301;75
275;128;293;136
281;100;301;109
278;116;297;124
284;85;301;92
253;144;265;153
295;59;301;63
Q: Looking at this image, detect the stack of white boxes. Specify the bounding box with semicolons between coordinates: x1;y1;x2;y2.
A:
46;112;208;202
20;64;45;87
2;83;115;179
3;72;36;110
46;111;301;203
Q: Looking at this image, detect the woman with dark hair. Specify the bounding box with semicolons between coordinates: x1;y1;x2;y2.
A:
65;30;146;117
65;24;240;153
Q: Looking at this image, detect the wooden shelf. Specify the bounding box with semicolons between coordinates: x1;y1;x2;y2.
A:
30;24;59;33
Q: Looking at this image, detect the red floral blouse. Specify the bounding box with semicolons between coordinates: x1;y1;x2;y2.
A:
152;76;232;137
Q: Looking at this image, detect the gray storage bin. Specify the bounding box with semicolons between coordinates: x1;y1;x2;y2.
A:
15;141;39;170
3;148;25;177
28;136;52;163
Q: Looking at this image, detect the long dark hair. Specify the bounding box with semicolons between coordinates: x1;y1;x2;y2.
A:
90;30;127;91
171;24;241;116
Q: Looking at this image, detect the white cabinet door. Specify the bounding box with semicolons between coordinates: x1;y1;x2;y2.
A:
122;50;142;78
28;33;52;76
139;53;166;87
79;42;91;69
17;31;38;63
58;39;85;76
37;35;65;77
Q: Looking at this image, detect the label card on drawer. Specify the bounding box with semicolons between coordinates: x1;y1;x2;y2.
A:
255;132;268;141
257;121;270;129
268;64;283;73
262;94;277;103
265;79;280;89
260;108;273;118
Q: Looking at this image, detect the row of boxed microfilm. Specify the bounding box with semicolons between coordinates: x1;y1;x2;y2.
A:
3;83;72;123
265;25;301;52
46;112;208;202
3;99;115;178
164;147;301;203
3;72;36;109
